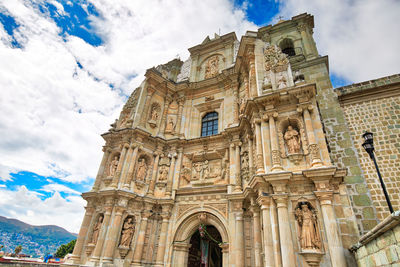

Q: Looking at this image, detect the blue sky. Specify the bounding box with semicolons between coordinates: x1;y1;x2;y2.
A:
0;0;399;232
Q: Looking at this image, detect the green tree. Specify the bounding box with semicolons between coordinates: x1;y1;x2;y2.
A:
14;245;22;255
55;239;76;258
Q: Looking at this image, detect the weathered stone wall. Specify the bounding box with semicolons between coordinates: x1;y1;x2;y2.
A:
337;74;400;221
352;212;400;266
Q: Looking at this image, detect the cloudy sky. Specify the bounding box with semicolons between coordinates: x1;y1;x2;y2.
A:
0;0;399;233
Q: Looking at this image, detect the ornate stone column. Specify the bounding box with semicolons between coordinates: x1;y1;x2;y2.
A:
234;142;242;192
233;89;239;124
70;206;94;263
155;206;172;266
160;98;171;135
273;194;296;267
268;112;283;171
248;136;254;175
166;151;177;196
257;196;274;267
270;198;282;267
315;190;347;267
232;200;245;267
91;205;113;262
250;203;263;267
261;113;271;170
123;144;140;189
248;50;258;97
175;98;185;135
229;143;236;185
92;147;111;191
131;210;151;265
173;148;183;190
300;106;322;167
139;87;155;127
147;151;160;195
119;145;134;188
254;119;265;174
111;144;129;188
102;206;125;262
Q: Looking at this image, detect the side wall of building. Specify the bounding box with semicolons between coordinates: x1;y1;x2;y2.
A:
337;75;400;221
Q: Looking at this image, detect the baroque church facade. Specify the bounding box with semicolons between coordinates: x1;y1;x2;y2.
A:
65;13;400;267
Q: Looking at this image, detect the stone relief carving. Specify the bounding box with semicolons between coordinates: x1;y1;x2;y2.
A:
176;57;192;82
284;125;301;154
264;44;289;73
158;165;169;182
90;215;103;244
179;167;191;187
192;162;202;181
277;73;287;89
119;216;135;248
241;151;250;181
148;103;160;128
205;55;219;79
294;202;321;251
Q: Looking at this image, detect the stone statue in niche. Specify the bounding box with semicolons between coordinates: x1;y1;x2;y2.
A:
241;151;249;181
165;117;175;132
295;203;321;250
108;156;119;177
148;104;160;128
158;165;169;181
284;126;301;154
90;215;103;244
205;56;219;79
135;158;147;181
119;217;135;247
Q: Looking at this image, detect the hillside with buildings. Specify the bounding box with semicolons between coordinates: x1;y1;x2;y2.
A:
0;216;76;257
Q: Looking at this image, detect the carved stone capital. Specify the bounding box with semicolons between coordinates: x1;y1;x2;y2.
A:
272;194;289;208
297;23;308;33
314;191;333;205
254;118;262;124
257;195;271;209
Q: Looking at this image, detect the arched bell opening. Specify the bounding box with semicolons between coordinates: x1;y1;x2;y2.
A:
188;225;222;267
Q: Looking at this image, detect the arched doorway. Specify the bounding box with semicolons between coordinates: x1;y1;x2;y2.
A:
187;225;222;267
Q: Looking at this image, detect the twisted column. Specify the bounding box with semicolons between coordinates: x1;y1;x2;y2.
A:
92;147;111;191
71;206;94;263
111;144;129;188
254;119;265;174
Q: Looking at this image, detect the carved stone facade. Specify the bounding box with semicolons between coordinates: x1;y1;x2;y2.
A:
65;13;399;267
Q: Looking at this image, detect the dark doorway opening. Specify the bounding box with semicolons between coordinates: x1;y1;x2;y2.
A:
187;225;222;267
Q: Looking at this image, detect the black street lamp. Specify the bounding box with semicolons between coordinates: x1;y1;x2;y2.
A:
362;131;394;214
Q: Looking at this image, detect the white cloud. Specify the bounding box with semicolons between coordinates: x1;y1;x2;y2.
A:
0;0;256;185
277;0;400;83
0;186;85;233
41;183;81;195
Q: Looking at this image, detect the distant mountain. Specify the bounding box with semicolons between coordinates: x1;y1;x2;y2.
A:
0;216;77;257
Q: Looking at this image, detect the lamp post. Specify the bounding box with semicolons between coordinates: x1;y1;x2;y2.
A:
362;131;394;214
